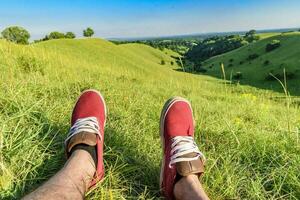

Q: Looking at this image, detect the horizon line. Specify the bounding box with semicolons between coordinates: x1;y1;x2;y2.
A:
106;26;300;41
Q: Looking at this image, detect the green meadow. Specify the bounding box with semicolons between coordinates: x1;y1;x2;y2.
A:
0;38;299;199
203;32;300;96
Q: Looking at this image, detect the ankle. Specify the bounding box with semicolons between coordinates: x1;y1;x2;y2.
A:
174;175;209;200
63;150;96;191
71;144;98;167
70;149;96;175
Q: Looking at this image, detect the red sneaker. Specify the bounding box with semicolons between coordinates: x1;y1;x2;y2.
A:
160;97;206;200
65;89;107;188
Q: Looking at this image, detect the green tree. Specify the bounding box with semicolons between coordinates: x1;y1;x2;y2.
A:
48;31;65;40
1;26;30;44
83;27;94;37
65;32;76;39
245;29;259;43
245;29;256;37
266;40;281;52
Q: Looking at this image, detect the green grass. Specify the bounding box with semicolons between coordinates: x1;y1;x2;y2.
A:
203;32;300;96
257;32;281;39
0;38;299;199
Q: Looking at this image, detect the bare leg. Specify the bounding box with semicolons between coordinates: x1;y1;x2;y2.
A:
174;175;209;200
23;150;95;200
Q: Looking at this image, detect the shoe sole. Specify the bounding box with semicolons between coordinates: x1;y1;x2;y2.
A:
159;96;193;190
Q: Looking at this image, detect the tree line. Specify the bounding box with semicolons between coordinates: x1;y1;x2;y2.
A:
112;39;199;55
183;30;260;72
0;26;95;44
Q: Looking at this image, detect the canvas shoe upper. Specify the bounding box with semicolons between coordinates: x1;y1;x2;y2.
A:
160;97;206;200
65;89;107;188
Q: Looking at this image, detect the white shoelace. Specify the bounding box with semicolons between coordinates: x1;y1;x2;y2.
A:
65;117;101;146
169;136;206;168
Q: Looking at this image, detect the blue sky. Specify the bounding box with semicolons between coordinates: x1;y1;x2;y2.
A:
0;0;300;40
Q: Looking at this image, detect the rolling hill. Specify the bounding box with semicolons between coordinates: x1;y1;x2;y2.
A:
0;38;299;199
202;32;300;96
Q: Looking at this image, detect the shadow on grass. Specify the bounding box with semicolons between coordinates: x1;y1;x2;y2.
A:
102;122;161;198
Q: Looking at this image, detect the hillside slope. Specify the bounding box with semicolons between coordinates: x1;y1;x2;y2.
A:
0;38;299;199
202;32;300;95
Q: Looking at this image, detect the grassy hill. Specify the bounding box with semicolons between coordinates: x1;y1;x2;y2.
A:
202;32;300;96
0;38;299;199
257;32;281;39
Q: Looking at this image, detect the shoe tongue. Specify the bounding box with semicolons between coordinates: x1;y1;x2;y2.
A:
175;152;205;177
66;131;97;154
